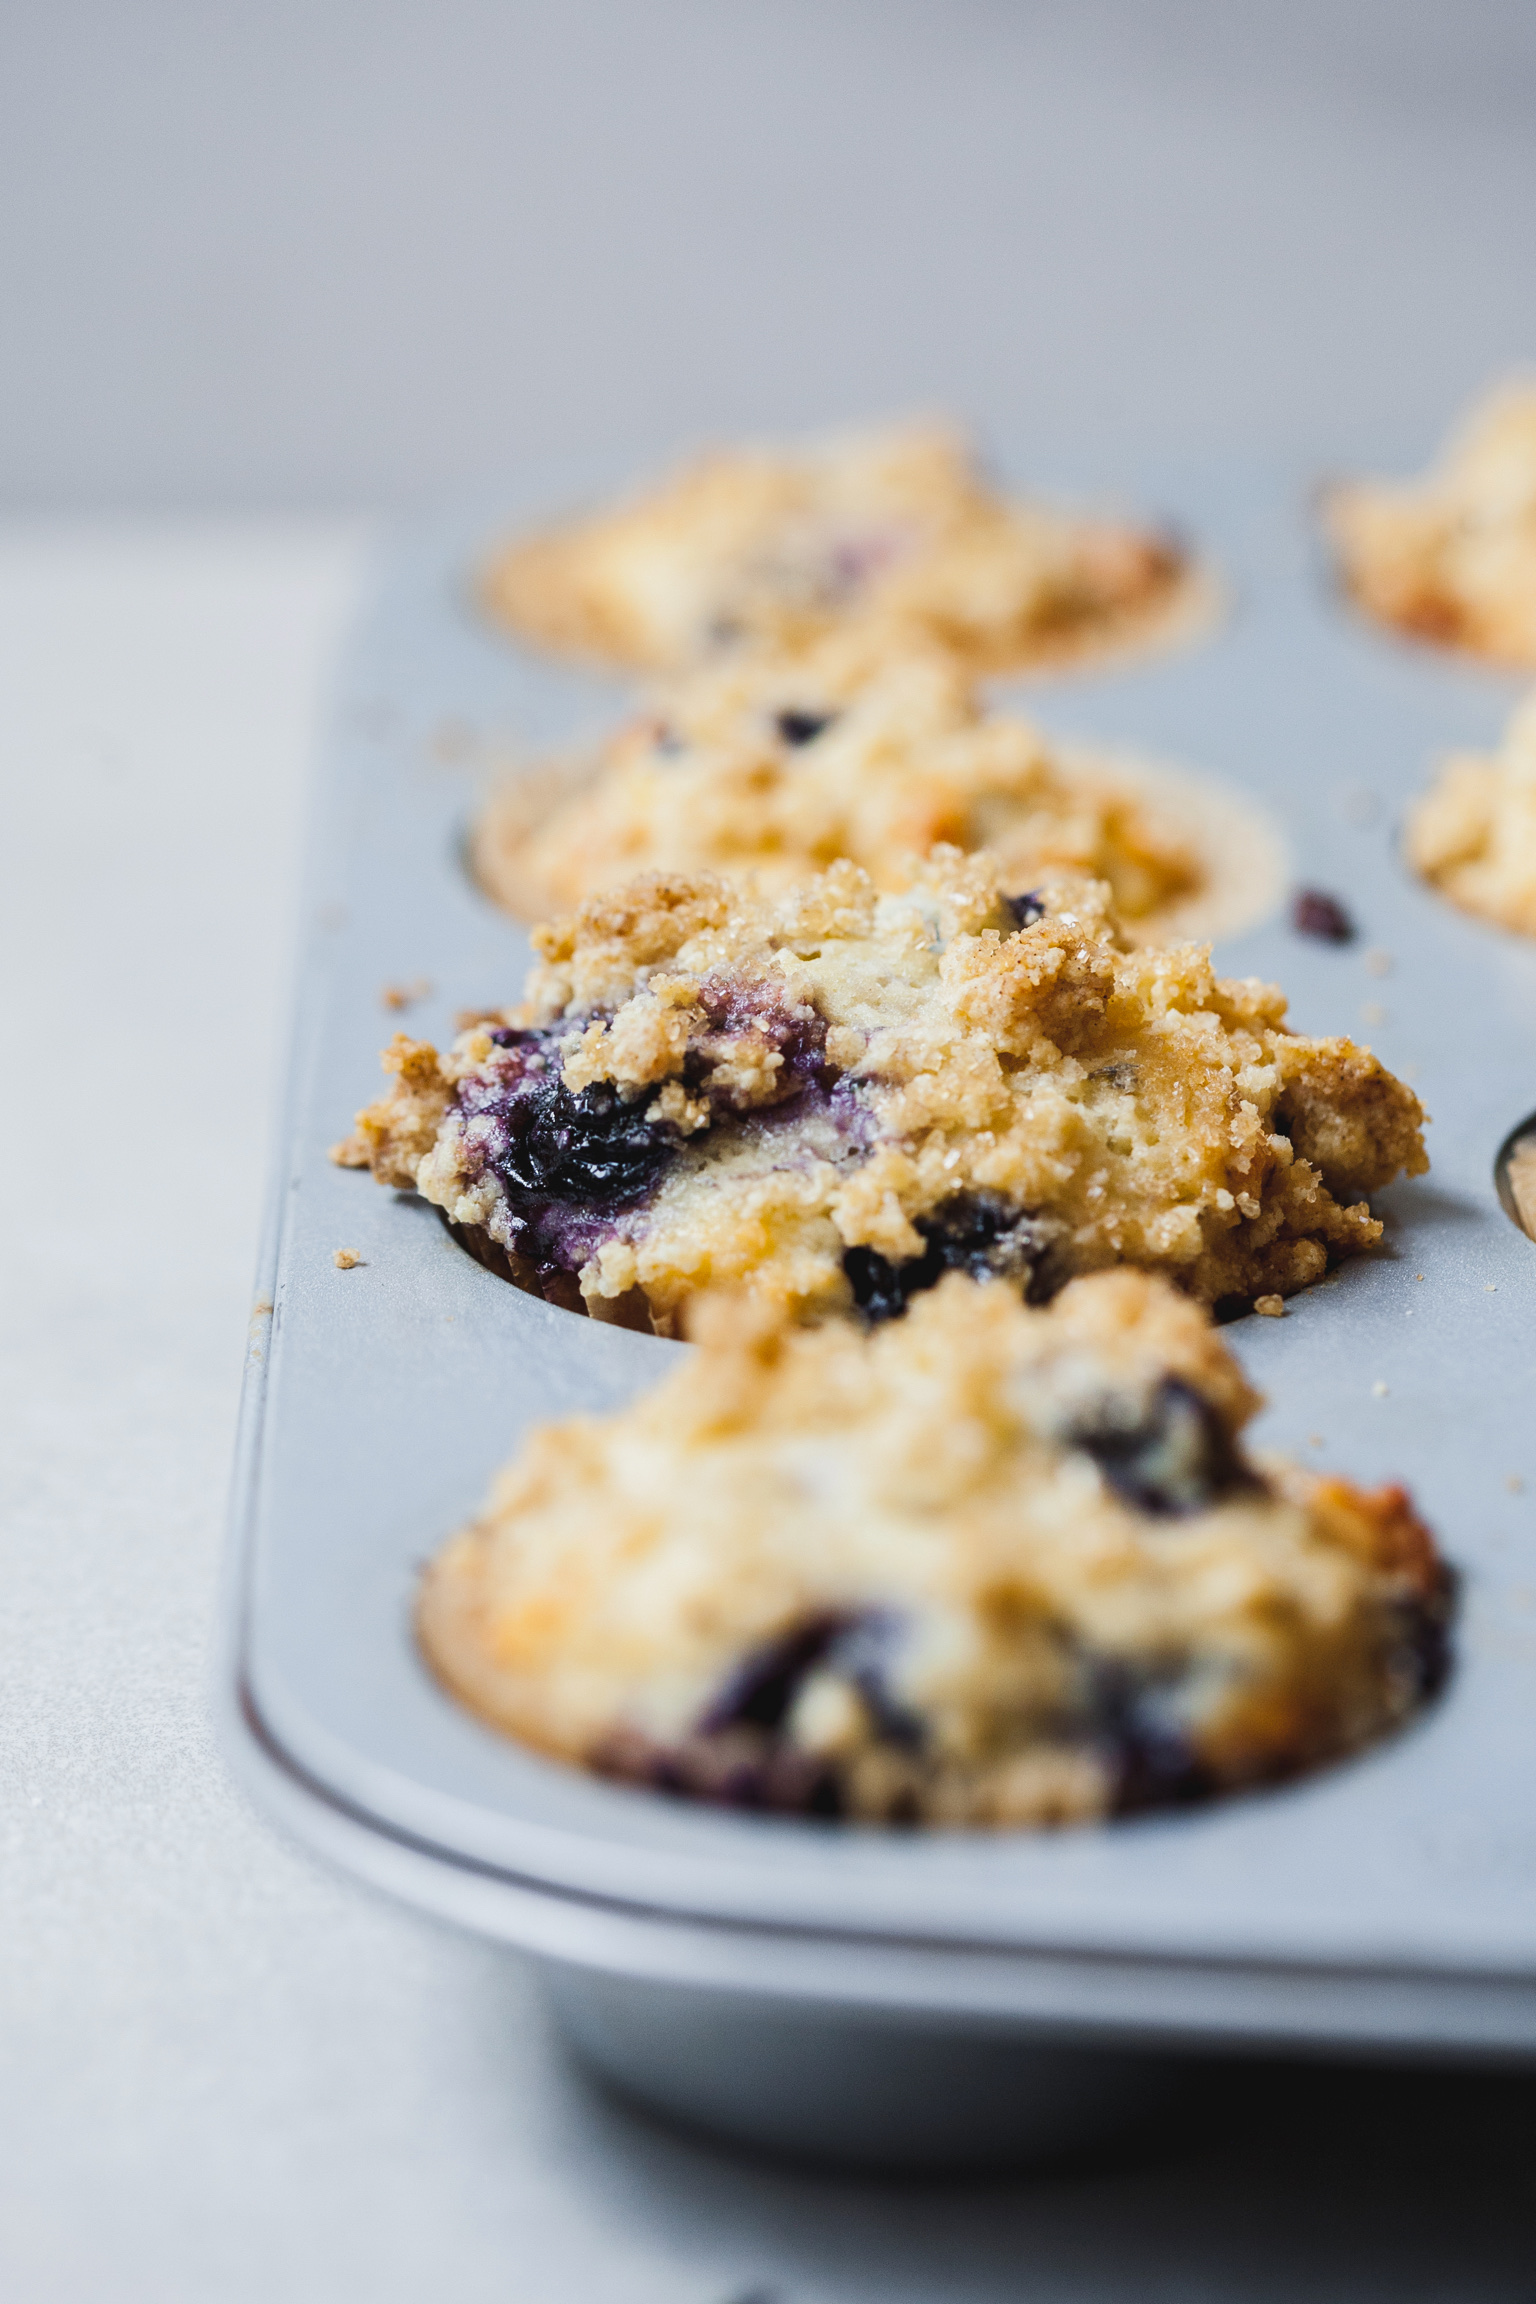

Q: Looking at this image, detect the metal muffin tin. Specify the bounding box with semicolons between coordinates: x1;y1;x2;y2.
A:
221;459;1536;2166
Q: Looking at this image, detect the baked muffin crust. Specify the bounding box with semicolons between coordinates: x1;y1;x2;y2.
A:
336;855;1427;1331
481;422;1211;677
1405;688;1536;937
418;1271;1452;1828
472;635;1258;943
1325;382;1536;668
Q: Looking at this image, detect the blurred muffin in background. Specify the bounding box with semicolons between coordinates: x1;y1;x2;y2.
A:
471;634;1273;945
481;421;1214;678
1325;381;1536;669
1405;687;1536;936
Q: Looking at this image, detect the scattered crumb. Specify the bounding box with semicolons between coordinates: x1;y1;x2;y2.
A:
1400;1062;1419;1082
1254;1293;1286;1317
1415;1273;1425;1281
1308;1433;1325;1449
333;1248;364;1269
381;977;433;1012
1372;1380;1390;1397
1486;1283;1499;1293
1364;948;1394;978
1292;888;1355;943
1508;1475;1525;1495
1361;1001;1388;1027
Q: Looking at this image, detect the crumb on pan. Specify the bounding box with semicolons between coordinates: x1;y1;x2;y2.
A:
333;1247;364;1269
382;979;433;1012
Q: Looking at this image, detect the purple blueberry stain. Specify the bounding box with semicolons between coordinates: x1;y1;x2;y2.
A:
689;973;834;1104
1004;890;1047;930
451;989;850;1292
455;1023;677;1280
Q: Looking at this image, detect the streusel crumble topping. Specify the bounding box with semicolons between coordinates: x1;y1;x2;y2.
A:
336;854;1427;1332
418;1271;1452;1827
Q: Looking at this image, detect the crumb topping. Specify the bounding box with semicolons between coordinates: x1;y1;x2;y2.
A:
1406;687;1536;938
472;634;1214;939
417;1271;1453;1828
338;853;1428;1331
480;421;1211;678
1325;382;1536;669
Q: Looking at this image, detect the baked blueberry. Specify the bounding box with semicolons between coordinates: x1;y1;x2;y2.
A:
843;1196;1056;1324
1067;1376;1251;1517
775;707;836;747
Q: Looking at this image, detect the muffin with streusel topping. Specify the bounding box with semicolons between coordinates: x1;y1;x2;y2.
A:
472;635;1274;945
481;422;1213;678
418;1270;1453;1827
1324;381;1536;668
335;853;1427;1333
1405;687;1536;937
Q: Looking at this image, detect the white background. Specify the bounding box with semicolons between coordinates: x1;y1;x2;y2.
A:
3;6;1536;2297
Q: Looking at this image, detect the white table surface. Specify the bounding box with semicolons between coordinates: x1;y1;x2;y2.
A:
3;529;1535;2301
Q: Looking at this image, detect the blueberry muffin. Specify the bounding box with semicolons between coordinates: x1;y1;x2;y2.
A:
480;422;1212;677
1405;688;1536;937
472;635;1273;944
418;1270;1452;1827
335;854;1427;1331
1324;382;1536;669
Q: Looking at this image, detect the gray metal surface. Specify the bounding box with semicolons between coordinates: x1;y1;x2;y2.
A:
225;456;1536;2058
541;1967;1184;2172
